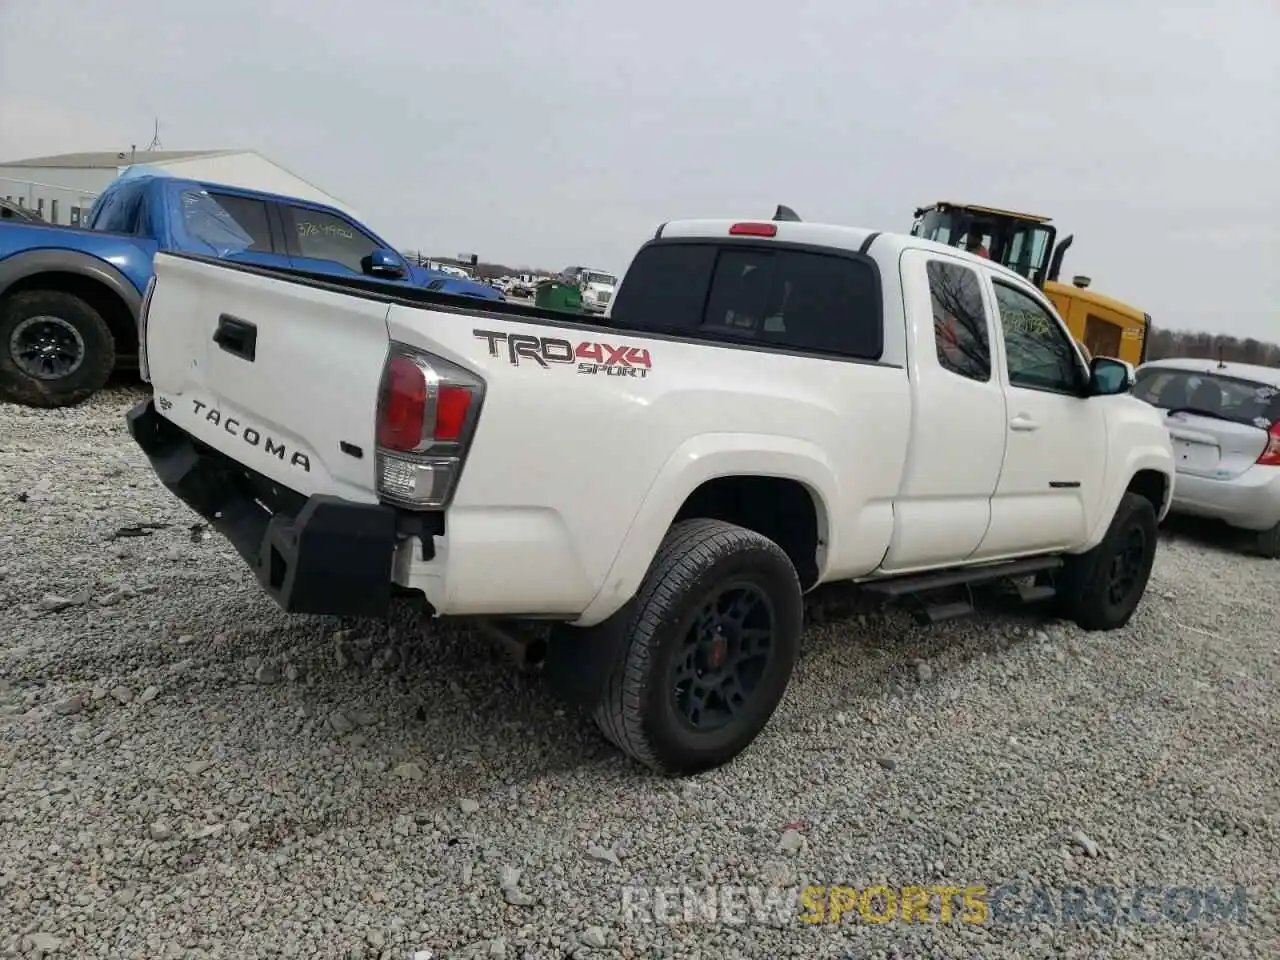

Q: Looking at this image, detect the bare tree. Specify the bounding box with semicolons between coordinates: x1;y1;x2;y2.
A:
1145;325;1280;368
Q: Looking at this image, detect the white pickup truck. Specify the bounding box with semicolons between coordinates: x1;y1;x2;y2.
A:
127;212;1175;775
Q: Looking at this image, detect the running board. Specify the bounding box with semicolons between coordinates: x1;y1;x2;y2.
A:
861;556;1063;599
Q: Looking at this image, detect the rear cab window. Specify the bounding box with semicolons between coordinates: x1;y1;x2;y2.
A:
609;240;883;360
1134;368;1280;428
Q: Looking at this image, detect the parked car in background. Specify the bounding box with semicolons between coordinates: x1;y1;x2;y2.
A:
425;260;475;280
1133;358;1280;556
1;198;45;224
0;171;501;408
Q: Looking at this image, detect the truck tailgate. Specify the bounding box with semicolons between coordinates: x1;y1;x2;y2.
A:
143;253;390;502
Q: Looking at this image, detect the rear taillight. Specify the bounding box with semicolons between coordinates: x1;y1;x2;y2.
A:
1258;421;1280;467
377;356;429;450
137;275;157;383
374;345;484;509
432;385;472;441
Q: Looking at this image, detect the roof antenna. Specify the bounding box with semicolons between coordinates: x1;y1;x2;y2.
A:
773;204;801;222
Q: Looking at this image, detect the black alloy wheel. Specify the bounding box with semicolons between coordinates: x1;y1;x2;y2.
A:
670;582;777;733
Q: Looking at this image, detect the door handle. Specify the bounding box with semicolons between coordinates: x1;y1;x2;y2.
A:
213;314;257;362
1010;414;1040;432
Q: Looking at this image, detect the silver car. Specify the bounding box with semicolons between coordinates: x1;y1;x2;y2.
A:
1133;359;1280;556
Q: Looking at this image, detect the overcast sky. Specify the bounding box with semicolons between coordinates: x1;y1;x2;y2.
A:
1;0;1275;338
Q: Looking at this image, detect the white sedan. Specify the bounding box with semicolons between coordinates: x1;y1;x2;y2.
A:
1133;358;1280;556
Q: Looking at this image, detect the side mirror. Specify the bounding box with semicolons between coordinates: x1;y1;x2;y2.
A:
1089;356;1135;396
361;249;406;280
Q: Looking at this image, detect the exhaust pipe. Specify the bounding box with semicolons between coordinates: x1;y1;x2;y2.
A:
1047;234;1074;283
475;619;547;672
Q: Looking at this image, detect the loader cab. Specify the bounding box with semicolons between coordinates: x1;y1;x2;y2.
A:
911;202;1058;289
911;201;1150;366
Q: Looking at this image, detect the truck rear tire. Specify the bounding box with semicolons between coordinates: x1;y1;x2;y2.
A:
592;518;804;776
0;290;116;408
1057;492;1158;631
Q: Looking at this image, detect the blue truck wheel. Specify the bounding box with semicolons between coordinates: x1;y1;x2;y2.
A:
0;290;116;408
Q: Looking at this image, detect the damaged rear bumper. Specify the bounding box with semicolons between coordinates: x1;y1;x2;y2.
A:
126;398;398;617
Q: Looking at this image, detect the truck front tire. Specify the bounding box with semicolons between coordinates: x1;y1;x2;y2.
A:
1058;492;1158;631
0;290;116;408
593;519;804;776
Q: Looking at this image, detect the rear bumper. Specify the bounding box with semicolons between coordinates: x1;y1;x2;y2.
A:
1170;465;1280;531
126;398;399;616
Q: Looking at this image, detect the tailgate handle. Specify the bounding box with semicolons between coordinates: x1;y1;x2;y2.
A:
213;315;257;362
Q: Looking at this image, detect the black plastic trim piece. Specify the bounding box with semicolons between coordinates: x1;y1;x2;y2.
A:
0;247;144;316
126;398;399;617
860;555;1063;598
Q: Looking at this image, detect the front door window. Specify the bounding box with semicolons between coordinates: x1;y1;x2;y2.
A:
994;282;1083;394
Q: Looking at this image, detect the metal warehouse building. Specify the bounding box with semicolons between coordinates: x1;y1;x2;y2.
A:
0;149;356;226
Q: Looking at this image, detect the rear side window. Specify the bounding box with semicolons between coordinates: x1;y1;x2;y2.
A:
1133;369;1280;427
179;189;254;257
609;241;882;360
206;193;273;253
927;260;990;382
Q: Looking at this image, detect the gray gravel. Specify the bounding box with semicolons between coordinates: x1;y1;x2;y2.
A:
2;386;1278;959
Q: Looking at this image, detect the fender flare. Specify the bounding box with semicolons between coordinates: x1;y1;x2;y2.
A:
572;433;841;626
0;249;143;320
1082;445;1175;549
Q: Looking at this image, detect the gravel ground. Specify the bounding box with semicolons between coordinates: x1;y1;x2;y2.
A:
1;385;1277;959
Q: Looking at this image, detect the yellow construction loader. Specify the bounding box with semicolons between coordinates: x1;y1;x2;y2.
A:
910;202;1150;365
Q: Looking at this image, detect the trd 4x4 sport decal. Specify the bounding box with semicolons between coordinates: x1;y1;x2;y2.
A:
474;329;652;379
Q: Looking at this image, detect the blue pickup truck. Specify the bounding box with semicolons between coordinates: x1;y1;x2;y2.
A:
0;172;501;407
